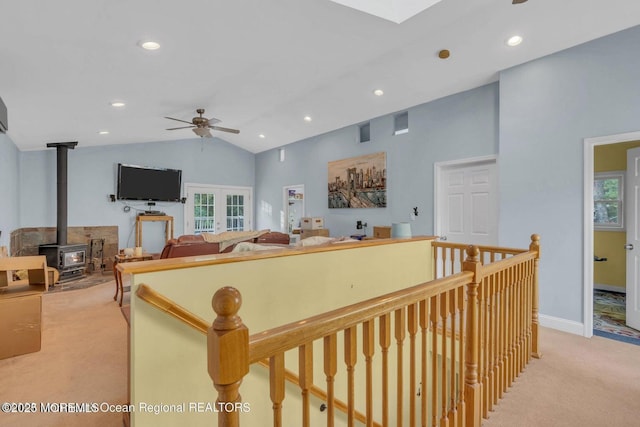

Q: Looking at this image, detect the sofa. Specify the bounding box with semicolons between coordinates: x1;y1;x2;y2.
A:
159;231;290;259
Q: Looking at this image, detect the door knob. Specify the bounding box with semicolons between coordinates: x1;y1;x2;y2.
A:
625;243;634;250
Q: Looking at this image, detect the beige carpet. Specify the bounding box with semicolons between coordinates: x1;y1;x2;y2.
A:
0;281;127;427
482;327;640;427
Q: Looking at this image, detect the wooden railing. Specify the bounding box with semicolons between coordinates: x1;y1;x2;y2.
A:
204;235;540;427
432;240;529;278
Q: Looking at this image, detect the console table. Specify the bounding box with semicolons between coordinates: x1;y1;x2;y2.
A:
135;215;174;248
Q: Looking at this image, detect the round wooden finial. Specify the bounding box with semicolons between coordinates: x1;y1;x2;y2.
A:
466;245;480;262
212;286;243;330
438;49;450;59
531;234;540;243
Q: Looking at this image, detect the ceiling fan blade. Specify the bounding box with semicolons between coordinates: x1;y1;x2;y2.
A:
166;125;195;130
205;117;221;125
164;116;194;125
210;125;240;134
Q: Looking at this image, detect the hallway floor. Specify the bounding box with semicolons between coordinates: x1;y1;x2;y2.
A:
593;289;640;345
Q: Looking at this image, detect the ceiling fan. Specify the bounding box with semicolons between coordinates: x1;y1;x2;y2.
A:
165;108;240;138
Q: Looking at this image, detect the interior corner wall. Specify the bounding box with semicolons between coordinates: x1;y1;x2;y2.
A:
254;82;499;237
17;138;255;252
499;25;640;323
0;133;19;248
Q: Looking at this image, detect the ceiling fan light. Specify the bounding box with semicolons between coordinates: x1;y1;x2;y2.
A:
193;127;210;137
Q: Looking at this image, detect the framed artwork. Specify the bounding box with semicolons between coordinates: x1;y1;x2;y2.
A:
328;152;386;208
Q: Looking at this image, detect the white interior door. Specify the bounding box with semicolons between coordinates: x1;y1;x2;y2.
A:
184;184;252;235
625;147;640;330
435;157;498;245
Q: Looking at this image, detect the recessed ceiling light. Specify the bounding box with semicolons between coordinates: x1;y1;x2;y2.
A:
373;89;384;96
259;134;265;139
507;35;523;47
303;116;312;122
139;41;161;50
110;101;125;108
98;130;110;135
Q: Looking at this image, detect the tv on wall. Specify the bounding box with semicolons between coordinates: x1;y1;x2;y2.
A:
116;163;182;202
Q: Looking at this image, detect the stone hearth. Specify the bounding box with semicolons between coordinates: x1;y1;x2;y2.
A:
10;226;118;272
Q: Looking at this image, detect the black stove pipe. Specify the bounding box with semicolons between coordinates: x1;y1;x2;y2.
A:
46;141;78;246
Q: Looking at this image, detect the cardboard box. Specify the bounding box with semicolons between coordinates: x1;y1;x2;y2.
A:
373;226;392;239
301;229;330;238
301;217;324;230
0;286;42;360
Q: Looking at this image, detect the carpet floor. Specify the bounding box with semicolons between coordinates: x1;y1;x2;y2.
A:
0;281;128;427
593;290;640;345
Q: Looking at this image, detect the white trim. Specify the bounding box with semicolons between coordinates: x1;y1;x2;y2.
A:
583;130;640;338
539;314;585;336
433;154;498;239
594;283;626;294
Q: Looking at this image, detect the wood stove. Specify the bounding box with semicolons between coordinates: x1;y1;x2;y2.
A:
40;243;87;282
38;141;87;283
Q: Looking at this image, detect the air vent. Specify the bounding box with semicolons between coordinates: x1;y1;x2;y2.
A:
394;111;408;135
0;97;7;133
359;122;370;143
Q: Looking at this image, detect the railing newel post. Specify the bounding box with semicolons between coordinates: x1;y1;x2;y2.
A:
463;245;482;427
208;286;249;427
529;234;542;359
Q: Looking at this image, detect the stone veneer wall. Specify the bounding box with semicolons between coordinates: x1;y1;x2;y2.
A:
10;226;118;272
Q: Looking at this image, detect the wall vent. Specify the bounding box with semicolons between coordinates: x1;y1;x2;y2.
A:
0;97;7;133
394;111;408;135
359;122;370;143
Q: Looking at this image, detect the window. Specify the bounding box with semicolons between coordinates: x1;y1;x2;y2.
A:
359;122;370;143
394;111;408;135
594;171;624;229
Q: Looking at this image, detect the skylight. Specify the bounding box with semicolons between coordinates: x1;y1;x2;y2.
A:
329;0;442;24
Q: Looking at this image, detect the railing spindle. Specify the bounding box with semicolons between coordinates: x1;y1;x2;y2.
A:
408;303;418;427
344;326;357;427
362;320;375;427
440;291;449;427
324;334;337;427
270;353;285;427
379;313;391;427
395;307;406;427
431;295;440;427
448;288;457;426
419;299;429;426
299;344;313;427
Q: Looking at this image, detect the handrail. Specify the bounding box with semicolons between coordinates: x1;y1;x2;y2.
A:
432;240;526;256
136;284;208;334
249;272;473;362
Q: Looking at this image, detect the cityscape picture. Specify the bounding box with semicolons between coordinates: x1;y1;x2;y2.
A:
328;152;387;208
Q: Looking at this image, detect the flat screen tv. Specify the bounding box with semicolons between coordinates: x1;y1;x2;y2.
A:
117;163;182;202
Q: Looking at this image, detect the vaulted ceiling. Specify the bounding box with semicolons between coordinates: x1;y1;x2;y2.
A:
1;0;639;153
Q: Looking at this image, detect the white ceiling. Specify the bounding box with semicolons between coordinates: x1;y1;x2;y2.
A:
1;0;639;153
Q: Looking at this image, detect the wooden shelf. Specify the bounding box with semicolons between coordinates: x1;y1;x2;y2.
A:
135;215;174;248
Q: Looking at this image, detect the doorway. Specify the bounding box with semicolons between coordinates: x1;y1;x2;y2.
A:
434;155;498;245
583;131;640;338
282;184;304;242
183;183;253;235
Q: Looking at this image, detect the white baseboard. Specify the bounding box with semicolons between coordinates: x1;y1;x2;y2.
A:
539;314;585;336
594;283;626;294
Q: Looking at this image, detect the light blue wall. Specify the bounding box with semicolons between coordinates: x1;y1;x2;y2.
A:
499;25;640;322
255;82;499;237
0;133;19;248
18;137;255;252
